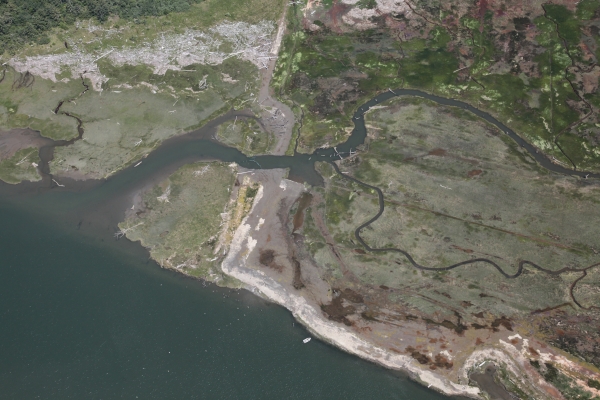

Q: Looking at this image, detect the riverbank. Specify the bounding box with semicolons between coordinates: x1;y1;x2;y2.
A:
1;197;452;399
216;165;600;400
219;168;481;398
3;18;600;395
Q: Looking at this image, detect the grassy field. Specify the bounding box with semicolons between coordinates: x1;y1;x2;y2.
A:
120;161;236;281
51;58;256;178
272;0;600;172
0;61;259;180
0;67;81;141
306;97;600;319
215;116;274;156
0;147;41;184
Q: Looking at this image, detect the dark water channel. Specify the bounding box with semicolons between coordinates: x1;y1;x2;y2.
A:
1;88;593;399
470;364;517;400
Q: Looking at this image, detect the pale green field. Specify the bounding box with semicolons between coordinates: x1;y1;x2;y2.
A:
42;56;258;178
0;147;41;184
120;161;236;282
0;67;80;141
1;55;260;180
216;116;274;156
306;98;600;319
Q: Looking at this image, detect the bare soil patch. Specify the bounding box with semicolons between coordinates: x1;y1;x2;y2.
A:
259;249;284;272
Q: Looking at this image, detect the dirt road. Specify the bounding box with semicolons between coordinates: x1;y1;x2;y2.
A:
257;5;295;156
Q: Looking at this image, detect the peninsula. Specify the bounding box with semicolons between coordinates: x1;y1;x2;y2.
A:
1;0;600;398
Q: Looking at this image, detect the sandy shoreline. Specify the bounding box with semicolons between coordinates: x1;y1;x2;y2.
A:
220;172;482;399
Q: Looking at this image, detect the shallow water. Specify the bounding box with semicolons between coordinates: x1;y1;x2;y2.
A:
0;199;454;399
2;87;590;398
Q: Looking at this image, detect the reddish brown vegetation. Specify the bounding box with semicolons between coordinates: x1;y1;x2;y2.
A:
321;296;355;326
452;245;474;254
406;346;432;364
491;316;513;331
259;249;284;272
291;256;304;289
428;148;447;156
434;354;454;369
292;192;313;232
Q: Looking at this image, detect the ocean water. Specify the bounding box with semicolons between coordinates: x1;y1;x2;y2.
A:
0;197;456;399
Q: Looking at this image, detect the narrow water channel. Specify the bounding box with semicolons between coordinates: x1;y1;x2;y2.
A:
1;88;594;399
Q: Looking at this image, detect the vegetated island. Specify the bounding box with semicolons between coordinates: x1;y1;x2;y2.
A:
2;0;600;399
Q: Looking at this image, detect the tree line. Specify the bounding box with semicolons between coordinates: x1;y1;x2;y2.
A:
0;0;202;55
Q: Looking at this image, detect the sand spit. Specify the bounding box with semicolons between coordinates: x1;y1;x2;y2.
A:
220;170;481;399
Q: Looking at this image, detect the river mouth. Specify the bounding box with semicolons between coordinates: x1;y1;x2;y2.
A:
2;87;597;288
2;88;594;400
0;197;457;400
2;87;597;289
3;88;596;206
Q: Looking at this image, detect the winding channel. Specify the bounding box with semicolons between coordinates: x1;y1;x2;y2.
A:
325;88;600;311
3;86;599;309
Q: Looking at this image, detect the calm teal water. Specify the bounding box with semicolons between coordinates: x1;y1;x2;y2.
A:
0;199;454;399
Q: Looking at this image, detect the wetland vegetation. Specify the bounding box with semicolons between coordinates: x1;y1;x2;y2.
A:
1;0;600;398
119;161;238;282
273;0;600;172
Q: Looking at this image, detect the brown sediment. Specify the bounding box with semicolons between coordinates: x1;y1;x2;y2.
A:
292;192;313;232
529;347;539;356
341;288;364;303
321;288;366;326
406;346;432;364
531;302;575;314
428;148;447;156
491;316;513;331
321;294;355;326
451;245;474;254
423;317;467;335
291;256;304;289
477;0;488;33
435;354;454;369
360;310;379;321
326;0;350;33
467;169;483;177
259;249;284;272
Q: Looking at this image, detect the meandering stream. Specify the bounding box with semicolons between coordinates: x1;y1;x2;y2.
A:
2;86;598;399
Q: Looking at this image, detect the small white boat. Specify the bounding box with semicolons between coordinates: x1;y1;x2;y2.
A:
134;161;142;167
303;337;311;344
